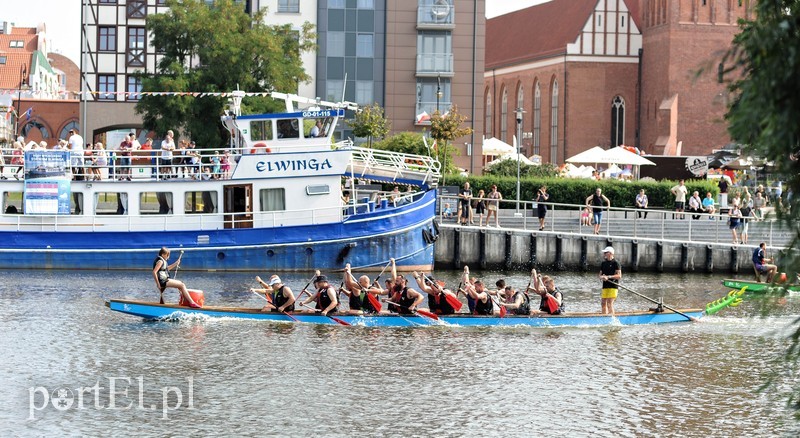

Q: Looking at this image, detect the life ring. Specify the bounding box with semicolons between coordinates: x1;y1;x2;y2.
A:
250;142;271;154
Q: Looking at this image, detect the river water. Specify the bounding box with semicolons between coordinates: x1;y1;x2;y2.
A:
1;269;798;436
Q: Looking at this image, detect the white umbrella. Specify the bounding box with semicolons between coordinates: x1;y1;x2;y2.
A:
486;153;536;167
599;147;656;166
481;137;515;156
600;164;622;178
566;146;606;164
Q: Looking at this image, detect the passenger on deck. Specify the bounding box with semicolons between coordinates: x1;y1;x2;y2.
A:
152;247;200;308
462;266;495;315
299;274;339;315
753;242;778;283
599;246;621;315
254;275;296;313
529;272;564;315
342;263;385;315
413;272;458;315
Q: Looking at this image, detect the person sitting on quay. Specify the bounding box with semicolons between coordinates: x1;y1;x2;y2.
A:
529;271;564;315
298;274;339;316
443;202;453;219
635;188;648;219
152;247;201;308
254;274;296;313
702;192;716;219
413;272;459;315
343;263;385;315
688;191;704;220
599;246;622;315
671;179;688;219
585;188;611;235
753;242;778;283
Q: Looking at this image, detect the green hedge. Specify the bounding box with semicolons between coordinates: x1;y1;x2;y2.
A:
441;175;720;208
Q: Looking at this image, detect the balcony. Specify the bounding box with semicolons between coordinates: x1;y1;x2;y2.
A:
415;100;452;124
417;2;455;30
416;53;454;77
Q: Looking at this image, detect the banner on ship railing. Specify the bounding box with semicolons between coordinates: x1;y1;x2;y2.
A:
23;151;71;215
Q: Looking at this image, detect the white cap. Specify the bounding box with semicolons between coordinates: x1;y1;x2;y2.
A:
602;246;615;254
268;275;282;286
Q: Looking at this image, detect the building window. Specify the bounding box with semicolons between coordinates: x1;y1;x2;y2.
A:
10;40;24;48
416;31;452;74
415;77;450;119
127;27;146;67
485;92;492;137
0;56;6;64
99;0;116;3
140;192;173;215
325;80;344;102
500;89;508;143
278;0;299;13
98;75;116;100
127;0;147;19
533;82;541;155
127;76;142;101
355;81;373;105
259;188;286;212
327;32;345;57
550;80;559;164
99;26;116;52
611;96;625;147
329;0;345;8
621;15;626;28
356;34;374;57
358;0;375;8
59;121;79;142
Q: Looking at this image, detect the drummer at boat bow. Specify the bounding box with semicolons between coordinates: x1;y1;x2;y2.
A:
413;272;458;315
299;275;338;315
152;247;200;308
342;264;385;315
255;275;296;313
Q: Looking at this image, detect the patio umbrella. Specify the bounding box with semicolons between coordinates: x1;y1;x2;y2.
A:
481;137;515;156
565;146;606;164
486;153;536;167
598;147;656;166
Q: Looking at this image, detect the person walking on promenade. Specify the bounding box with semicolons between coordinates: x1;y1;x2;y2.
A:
599;246;621;315
671;179;688;219
586;188;611;235
729;204;742;244
635;189;649;219
535;185;550;231
486;184;502;227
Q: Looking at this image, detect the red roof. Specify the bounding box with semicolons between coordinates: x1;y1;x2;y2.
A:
0;52;33;89
487;0;640;70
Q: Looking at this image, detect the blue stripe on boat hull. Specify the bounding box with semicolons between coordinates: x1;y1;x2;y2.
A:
107;300;704;327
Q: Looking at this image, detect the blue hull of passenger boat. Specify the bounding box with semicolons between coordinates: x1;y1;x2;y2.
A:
0;189;437;271
107;299;705;327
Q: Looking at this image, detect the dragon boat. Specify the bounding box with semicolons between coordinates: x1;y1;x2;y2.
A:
107;289;743;328
721;278;800;293
0;91;440;271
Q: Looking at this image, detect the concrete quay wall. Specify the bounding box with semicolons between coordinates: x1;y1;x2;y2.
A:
434;226;765;274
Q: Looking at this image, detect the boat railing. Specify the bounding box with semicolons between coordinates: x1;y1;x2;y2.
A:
345;146;441;187
436;194;791;249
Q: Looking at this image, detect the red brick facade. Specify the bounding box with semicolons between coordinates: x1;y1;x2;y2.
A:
13;98;79;145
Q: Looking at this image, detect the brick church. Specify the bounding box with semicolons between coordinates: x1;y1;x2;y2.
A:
484;0;751;164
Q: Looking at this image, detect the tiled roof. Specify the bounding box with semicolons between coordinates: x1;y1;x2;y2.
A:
487;0;610;69
0;31;38;52
0;52;32;89
9;26;37;35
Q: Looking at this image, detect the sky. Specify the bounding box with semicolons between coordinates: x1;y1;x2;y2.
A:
1;0;547;66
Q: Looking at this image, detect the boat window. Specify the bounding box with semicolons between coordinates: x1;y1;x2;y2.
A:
71;193;83;215
306;185;330;195
304;117;332;138
250;120;273;142
95;192;128;215
185;191;217;214
259;188;285;211
3;192;23;214
276;119;300;139
140;192;173;215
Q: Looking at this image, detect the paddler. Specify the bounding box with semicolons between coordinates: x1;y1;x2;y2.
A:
386;274;425;315
342;263;385;315
254;274;296;313
152;247;200;308
461;266;495;315
299;274;339;316
528;272;564;315
412;272;459;315
499;285;531;315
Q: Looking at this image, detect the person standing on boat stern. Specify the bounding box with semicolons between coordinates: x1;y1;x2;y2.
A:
152;247;200;308
413;272;458;315
255;275;296;313
599;246;622;315
343;264;385;315
753;243;778;283
585;188;611;235
300;275;339;315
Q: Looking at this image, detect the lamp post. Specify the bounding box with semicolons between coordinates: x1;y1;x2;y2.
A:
15;64;28;137
436;75;445;181
514;107;526;216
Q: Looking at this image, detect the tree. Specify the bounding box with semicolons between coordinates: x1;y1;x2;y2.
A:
372;132;428;156
484;160;560;179
347;103;390;148
430;105;473;182
136;0;315;147
722;0;800;414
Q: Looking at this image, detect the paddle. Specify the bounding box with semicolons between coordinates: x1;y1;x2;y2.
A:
610;281;697;322
173;250;184;279
490;295;507;317
249;288;299;322
298;303;350;326
296;272;318;300
385;301;439;320
422;274;463;311
371;260;393;287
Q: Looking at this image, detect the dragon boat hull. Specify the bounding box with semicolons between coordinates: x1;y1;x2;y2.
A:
721;279;800;293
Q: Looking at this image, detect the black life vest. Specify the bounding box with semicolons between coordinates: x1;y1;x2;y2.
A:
392;287;416;315
539;288;565;315
429;291;455;315
512;291;531;315
271;285;294;312
473;294;493;315
317;286;338;313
